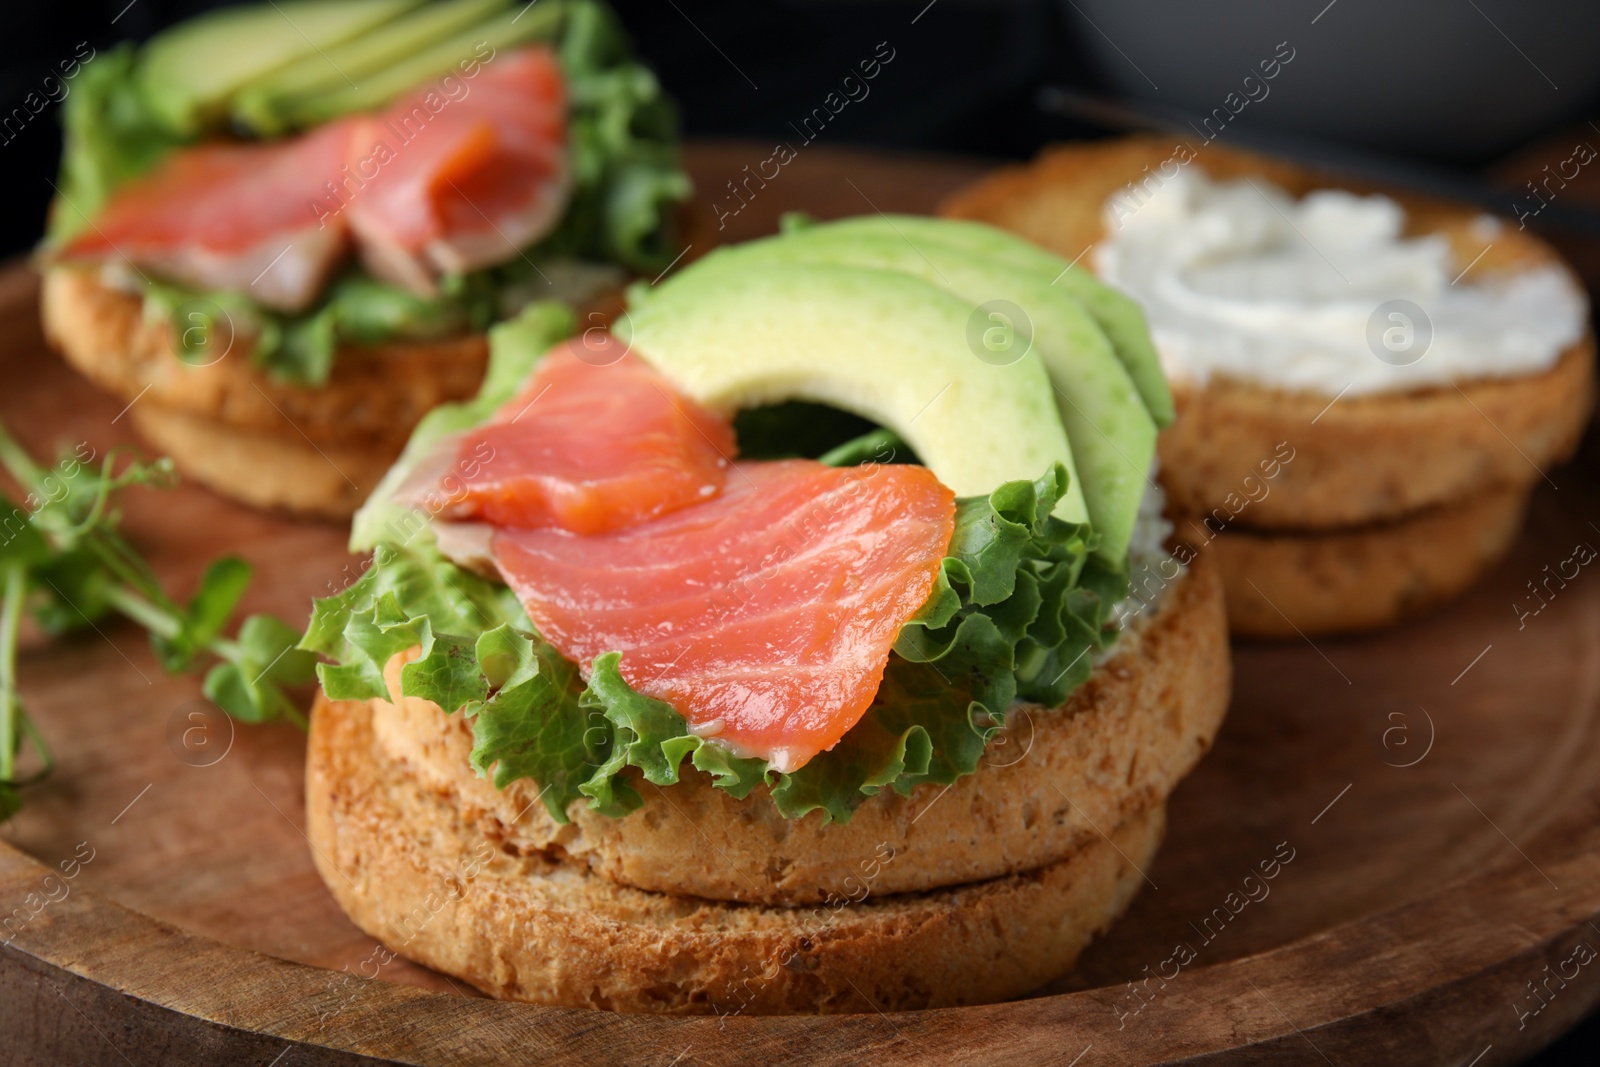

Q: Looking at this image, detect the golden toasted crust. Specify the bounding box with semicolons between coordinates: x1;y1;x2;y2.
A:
368;552;1227;905
307;688;1164;1014
1160;343;1592;529
1199;485;1528;638
1161;343;1592;529
940;136;1597;528
129;405;400;520
42;265;489;446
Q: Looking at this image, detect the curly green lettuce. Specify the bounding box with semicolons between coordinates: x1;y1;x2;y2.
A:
897;465;1129;716
300;461;1129;824
299;295;1131;825
46;0;689;387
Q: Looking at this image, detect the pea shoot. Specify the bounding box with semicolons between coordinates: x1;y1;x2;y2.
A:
0;420;314;819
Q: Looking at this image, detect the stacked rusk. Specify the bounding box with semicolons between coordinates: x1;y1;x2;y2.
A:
308;566;1226;1013
301;217;1231;1012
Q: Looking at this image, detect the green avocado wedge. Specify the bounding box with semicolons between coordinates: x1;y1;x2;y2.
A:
784;214;1174;428
621;261;1090;525
270;0;570;129
679;228;1154;562
231;0;514;135
134;0;423;137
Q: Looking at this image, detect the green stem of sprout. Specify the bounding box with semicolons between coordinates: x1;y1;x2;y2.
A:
0;416;305;820
102;584;247;665
0;561;24;784
0;422;45;490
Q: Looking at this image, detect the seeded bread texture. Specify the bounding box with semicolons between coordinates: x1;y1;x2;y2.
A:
1157;345;1591;531
367;549;1226;904
1196;485;1527;638
128;404;402;519
307;688;1165;1015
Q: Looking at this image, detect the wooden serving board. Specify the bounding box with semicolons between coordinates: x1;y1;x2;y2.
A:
3;143;1599;1066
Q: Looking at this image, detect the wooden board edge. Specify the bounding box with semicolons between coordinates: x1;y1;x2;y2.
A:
4;785;1600;1066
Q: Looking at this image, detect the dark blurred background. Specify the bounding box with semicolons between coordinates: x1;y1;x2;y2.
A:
2;1;1598;1061
11;0;1600;259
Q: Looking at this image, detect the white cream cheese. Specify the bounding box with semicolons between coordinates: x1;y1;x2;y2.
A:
1095;168;1588;396
1101;475;1175;659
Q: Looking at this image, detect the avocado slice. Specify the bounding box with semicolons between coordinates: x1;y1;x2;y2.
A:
786;215;1175;428
269;0;569;129
134;0;424;136
622;261;1089;525
233;0;514;135
686;228;1155;562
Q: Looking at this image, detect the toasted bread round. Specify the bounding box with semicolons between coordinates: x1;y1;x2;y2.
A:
129;404;401;520
42;265;488;446
1199;484;1527;638
41;264;490;519
940;136;1597;529
307;687;1164;1014
1157;344;1591;530
368;551;1227;905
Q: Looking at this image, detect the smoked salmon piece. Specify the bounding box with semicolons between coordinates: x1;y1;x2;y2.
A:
56;119;356;312
489;460;957;772
56;47;570;308
347;47;569;294
402;333;734;533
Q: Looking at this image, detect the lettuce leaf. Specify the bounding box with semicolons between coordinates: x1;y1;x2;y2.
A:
540;0;693;272
302;460;1130;825
299;533;991;824
48;43;184;244
298;540;598;821
137;271;500;389
302;305;1130;829
896;464;1128;717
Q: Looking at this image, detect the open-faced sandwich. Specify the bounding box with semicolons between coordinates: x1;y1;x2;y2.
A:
298;215;1230;1013
40;0;688;518
943;136;1596;637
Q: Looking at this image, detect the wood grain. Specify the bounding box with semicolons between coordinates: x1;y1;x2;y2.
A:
2;144;1599;1065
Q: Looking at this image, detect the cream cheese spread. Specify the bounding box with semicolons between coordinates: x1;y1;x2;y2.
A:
1094;168;1588;396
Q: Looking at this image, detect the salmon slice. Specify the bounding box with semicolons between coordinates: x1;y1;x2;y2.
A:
56;120;355;312
489;460;957;771
400;334;734;533
57;46;569;308
347;47;569;294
